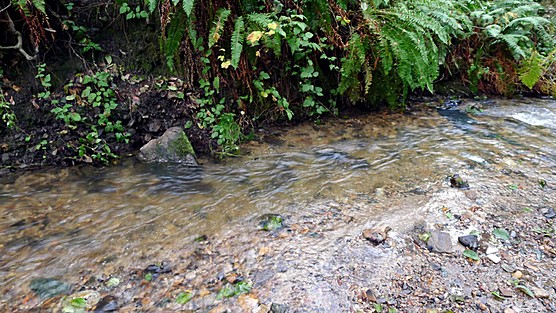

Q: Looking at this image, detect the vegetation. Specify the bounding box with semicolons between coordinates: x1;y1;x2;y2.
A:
0;0;555;165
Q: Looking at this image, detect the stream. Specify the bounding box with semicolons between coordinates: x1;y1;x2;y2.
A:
1;98;555;311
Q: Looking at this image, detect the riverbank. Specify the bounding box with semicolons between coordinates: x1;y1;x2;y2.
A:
1;99;554;312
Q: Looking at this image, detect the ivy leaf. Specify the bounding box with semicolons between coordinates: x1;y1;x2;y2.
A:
230;17;244;69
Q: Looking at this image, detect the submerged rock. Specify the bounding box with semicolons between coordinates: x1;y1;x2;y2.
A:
270;303;289;313
93;295;119;312
362;226;392;245
259;214;284;231
541;207;556;219
137;127;197;165
427;231;453;253
29;277;72;300
449;174;469;189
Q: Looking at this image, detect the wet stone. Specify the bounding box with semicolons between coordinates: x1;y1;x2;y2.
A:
259;214;284;231
270;303;289;313
29;277;72;300
362;226;391;245
458;235;479;250
541;207;556;219
449;174;469;189
427;231;453;253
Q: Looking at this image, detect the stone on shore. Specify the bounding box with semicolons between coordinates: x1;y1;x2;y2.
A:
138;127;197;165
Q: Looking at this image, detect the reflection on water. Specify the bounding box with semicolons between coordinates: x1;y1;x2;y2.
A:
1;98;555;306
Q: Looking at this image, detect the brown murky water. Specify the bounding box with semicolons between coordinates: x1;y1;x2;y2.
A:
1;98;555;311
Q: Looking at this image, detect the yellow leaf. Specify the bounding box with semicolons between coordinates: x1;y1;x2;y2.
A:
266;30;275;36
247;31;263;44
221;60;231;69
267;22;278;30
212;32;220;43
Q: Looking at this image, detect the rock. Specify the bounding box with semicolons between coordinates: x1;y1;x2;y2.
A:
137;127;197;164
362;226;392;245
501;263;515;273
504;308;516;313
270;303;288;313
60;290;101;311
541;207;556;219
259;214;284;231
458;235;479;250
237;294;260;312
499;287;513;298
449;174;469;189
486;246;499;255
531;287;550;298
427;231;453;253
93;295;119;312
512;271;523;279
29;277;72;300
487;254;501;264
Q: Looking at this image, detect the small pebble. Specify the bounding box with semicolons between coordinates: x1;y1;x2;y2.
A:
512;271;523;279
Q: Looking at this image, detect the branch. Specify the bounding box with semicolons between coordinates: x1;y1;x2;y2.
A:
0;11;38;60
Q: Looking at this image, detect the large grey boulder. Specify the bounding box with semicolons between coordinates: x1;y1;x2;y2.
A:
138;127;197;165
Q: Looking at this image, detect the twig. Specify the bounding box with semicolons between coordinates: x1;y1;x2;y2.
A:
0;11;38;60
0;3;11;14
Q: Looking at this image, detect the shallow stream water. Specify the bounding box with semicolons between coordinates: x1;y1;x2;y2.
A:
1;98;555;311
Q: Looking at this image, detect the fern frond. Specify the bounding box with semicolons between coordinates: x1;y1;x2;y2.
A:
246;13;274;29
31;0;46;15
145;0;157;14
182;0;194;17
496;33;530;59
208;9;231;48
230;17;244;69
164;12;186;70
518;51;544;89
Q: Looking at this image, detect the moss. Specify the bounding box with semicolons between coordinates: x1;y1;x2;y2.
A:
169;131;195;157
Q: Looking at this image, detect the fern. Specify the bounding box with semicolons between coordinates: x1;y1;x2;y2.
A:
246;13;275;29
208;9;231;48
31;0;46;15
145;0;157;13
519;51;544;89
164;11;186;70
230;17;244;69
182;0;194;17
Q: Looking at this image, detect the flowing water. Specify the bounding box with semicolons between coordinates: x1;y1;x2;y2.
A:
1;98;555;311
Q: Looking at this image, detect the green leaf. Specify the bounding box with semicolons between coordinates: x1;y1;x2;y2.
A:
493;228;510;241
182;0;194;17
176;291;193;304
516;285;534;298
230;17;244;69
463;249;480;261
70;297;87;308
144;273;153;281
491;291;510;300
216;282;251;299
